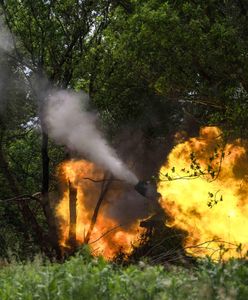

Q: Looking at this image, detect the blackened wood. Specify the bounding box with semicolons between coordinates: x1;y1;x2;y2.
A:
68;180;77;249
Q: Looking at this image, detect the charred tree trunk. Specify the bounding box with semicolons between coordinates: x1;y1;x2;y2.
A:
68;180;77;249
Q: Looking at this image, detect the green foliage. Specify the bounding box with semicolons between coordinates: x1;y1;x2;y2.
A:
88;0;248;138
0;251;247;300
1;0;108;83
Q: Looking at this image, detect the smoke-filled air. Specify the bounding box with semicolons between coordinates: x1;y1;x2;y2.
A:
45;90;138;185
0;18;13;53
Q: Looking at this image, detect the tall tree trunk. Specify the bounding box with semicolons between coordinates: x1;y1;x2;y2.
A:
35;76;62;257
41;131;49;195
40;126;62;259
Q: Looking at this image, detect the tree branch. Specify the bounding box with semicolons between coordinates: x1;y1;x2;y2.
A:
0;193;42;204
84;174;113;244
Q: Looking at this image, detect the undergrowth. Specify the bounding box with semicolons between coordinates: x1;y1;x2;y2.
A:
0;247;247;300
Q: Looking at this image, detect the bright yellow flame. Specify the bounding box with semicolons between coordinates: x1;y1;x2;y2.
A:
158;127;248;260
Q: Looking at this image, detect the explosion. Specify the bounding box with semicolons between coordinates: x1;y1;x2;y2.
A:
158;127;248;260
56;160;144;259
56;127;248;261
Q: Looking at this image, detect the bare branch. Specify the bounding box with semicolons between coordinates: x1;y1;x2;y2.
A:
82;177;122;183
89;224;123;245
84;174;113;243
0;193;42;204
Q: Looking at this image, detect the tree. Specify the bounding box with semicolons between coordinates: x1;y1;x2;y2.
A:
88;0;248;139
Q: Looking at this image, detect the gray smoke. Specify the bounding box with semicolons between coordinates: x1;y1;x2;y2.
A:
105;189;151;227
0;18;13;53
45;90;138;185
0;21;14;114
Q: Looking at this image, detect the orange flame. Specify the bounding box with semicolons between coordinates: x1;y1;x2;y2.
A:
56;160;143;259
158;127;248;260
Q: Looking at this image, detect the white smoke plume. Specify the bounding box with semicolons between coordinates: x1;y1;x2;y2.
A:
0;19;13;113
0;18;13;52
45;90;139;185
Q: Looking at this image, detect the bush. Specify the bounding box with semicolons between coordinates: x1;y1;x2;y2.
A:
0;248;247;300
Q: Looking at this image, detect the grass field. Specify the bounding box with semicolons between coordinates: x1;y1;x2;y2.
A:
0;249;247;300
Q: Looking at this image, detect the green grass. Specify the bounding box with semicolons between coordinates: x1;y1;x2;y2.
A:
0;249;247;300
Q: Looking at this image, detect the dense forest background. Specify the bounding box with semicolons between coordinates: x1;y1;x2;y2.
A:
1;0;248;260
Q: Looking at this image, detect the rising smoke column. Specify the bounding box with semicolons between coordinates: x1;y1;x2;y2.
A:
0;18;13;110
45;90;138;185
0;18;13;53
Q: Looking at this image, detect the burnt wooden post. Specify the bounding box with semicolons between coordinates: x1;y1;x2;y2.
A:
68;180;77;249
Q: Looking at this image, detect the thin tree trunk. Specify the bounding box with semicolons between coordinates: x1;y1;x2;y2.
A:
41;131;49;195
84;175;112;244
40;123;62;258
